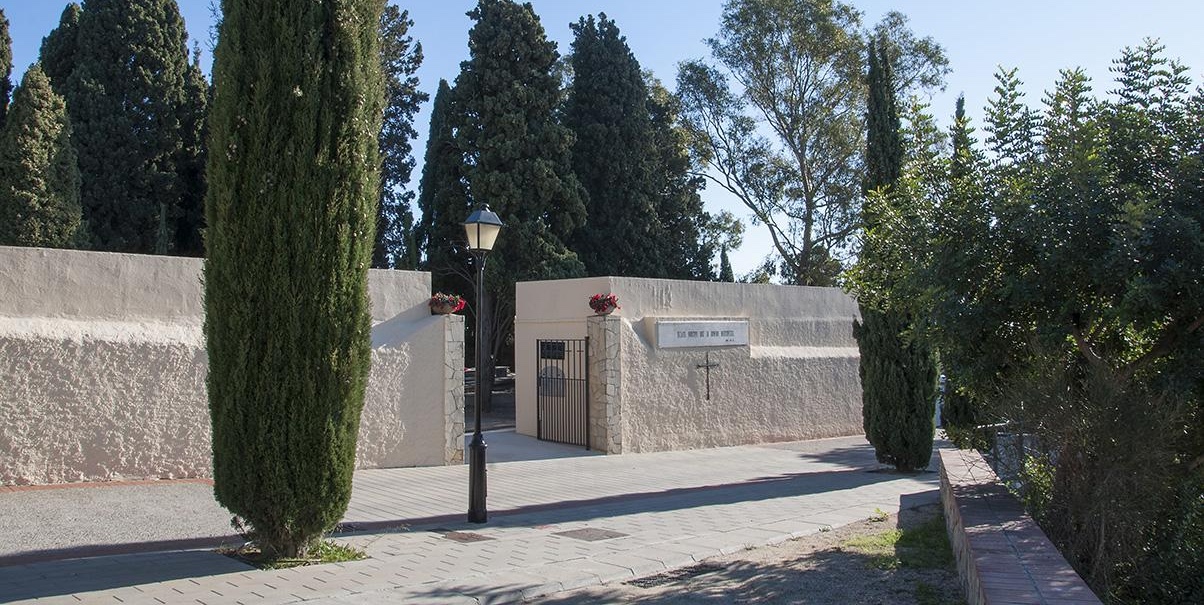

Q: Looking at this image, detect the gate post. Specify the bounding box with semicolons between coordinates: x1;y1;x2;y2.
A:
587;315;623;454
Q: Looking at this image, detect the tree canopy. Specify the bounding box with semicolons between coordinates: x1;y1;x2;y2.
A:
677;0;947;285
39;0;206;254
849;40;1203;600
374;5;426;269
0;64;81;248
452;0;586;371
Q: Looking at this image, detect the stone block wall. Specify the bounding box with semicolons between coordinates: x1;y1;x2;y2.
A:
586;315;622;454
0;246;464;485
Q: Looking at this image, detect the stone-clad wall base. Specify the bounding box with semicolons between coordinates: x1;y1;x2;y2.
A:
587;316;622;453
939;448;1101;605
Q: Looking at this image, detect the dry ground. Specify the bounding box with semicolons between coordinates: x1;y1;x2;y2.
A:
539;503;966;605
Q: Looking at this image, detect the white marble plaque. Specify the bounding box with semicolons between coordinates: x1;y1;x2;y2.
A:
656;320;749;348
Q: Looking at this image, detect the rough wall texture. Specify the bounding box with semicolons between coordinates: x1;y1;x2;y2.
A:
0;246;463;486
517;276;862;452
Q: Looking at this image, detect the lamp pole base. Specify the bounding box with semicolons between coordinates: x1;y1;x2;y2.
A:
468;431;487;523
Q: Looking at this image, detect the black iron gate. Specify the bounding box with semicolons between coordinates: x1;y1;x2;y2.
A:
536;338;589;447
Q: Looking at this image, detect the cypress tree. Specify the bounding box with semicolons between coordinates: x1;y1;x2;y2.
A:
855;37;937;472
174;48;208;256
719;246;735;282
374;5;426;269
61;0;195;253
647;76;713;280
204;0;384;559
0;65;81;247
38;4;81;95
415;79;470;293
0;10;12;129
564;13;660;277
453;0;586;373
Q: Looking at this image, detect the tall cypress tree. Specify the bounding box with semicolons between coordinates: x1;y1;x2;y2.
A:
59;0;196;253
0;10;12;129
854;37;937;472
564;13;660;277
453;0;586;373
374;5;426;269
415;79;470;294
38;4;81;96
718;246;735;282
174;48;208;256
647;76;713;280
0;65;81;247
205;0;384;559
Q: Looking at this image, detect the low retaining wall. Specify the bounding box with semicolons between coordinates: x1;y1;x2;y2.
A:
938;448;1100;605
0;246;464;486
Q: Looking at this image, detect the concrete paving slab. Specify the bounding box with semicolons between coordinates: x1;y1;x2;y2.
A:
1;435;943;604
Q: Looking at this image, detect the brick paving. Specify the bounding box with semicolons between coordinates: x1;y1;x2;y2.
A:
0;434;939;604
940;448;1100;605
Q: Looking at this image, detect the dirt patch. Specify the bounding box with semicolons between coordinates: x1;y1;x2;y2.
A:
541;504;965;604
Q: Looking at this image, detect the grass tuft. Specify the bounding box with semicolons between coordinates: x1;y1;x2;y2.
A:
221;539;367;570
843;515;955;570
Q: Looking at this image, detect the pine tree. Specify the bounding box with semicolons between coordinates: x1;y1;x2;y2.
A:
564;13;660;277
0;65;81;247
57;0;198;253
718;246;735;282
0;10;12;129
205;0;383;559
453;0;586;373
854;37;937;472
38;4;81;96
415;79;470;294
374;5;426;269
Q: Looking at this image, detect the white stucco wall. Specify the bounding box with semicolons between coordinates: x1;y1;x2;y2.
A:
0;246;463;485
515;276;862;451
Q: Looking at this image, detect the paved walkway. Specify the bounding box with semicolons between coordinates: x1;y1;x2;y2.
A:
0;433;940;604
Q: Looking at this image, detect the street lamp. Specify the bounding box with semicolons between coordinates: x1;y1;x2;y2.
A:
464;206;503;524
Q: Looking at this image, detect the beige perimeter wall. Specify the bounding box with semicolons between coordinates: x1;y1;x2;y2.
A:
0;246;463;486
515;276;862;452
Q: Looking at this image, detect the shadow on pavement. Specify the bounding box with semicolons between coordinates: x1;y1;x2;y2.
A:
0;550;254;602
344;465;930;536
409;500;961;605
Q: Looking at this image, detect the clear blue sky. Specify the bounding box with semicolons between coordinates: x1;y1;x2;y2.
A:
3;1;1202;276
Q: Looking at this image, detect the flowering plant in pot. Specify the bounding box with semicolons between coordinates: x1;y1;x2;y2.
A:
588;293;620;315
429;293;466;315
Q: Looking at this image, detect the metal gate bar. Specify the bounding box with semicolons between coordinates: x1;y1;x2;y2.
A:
536;338;589;448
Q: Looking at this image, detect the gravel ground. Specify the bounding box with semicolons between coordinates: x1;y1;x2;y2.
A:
0;482;235;561
540;504;965;605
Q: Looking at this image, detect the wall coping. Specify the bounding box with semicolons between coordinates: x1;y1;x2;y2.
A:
938;448;1101;605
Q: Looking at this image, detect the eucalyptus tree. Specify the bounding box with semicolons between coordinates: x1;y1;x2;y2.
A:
677;0;947;285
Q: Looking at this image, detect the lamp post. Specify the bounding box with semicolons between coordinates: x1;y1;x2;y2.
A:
464;207;503;524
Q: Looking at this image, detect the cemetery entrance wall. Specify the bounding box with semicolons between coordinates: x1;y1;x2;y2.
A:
515;277;863;453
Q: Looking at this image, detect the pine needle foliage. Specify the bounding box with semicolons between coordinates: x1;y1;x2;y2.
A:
204;0;384;560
